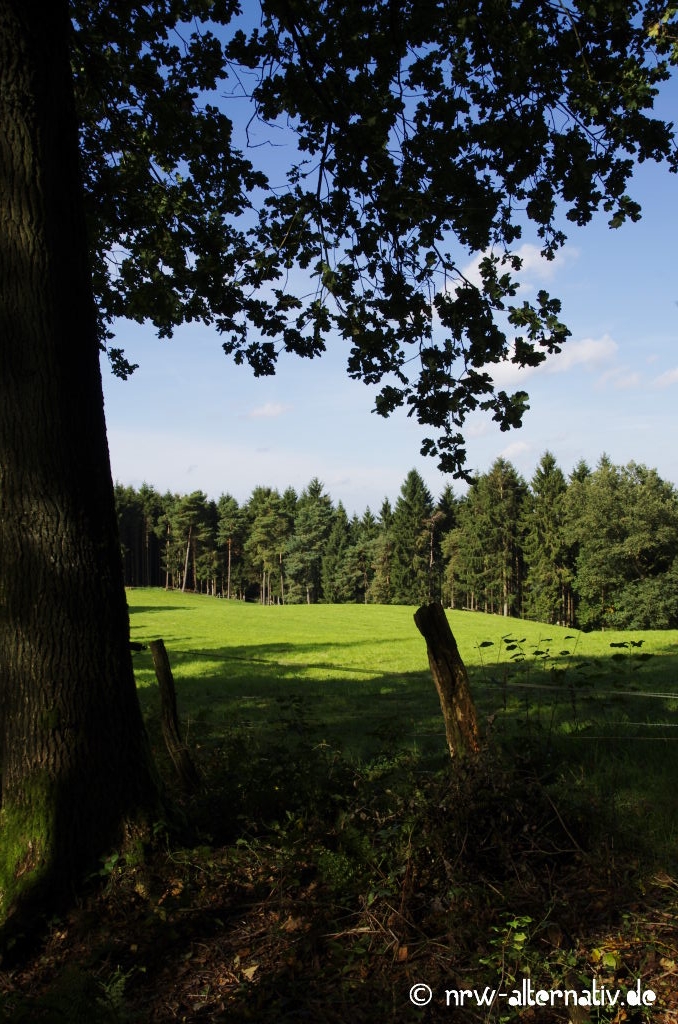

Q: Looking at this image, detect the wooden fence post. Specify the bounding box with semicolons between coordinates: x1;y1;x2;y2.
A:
149;639;201;793
414;602;480;760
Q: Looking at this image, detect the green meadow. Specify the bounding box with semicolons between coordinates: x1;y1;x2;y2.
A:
8;590;678;1022
130;587;678;853
128;585;678;749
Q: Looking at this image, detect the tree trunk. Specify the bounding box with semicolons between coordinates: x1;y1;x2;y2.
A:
165;522;171;589
414;603;480;760
181;526;192;592
149;641;200;794
0;0;160;920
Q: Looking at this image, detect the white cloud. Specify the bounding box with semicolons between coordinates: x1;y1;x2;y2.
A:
551;334;618;373
613;373;641;391
246;402;292;419
459;242;578;293
465;416;493;439
597;366;642;391
489;356;541;389
512;242;578;282
489;334;618;389
500;440;532;460
653;367;678;388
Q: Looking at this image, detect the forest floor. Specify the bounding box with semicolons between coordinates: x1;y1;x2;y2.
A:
2;743;678;1023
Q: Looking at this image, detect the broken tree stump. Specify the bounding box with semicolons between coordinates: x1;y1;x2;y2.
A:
414;602;480;760
149;639;201;793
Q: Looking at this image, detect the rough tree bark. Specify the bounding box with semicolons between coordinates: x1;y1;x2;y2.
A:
0;0;160;920
414;603;481;760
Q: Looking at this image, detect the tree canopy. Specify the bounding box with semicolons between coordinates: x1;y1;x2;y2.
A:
73;0;678;476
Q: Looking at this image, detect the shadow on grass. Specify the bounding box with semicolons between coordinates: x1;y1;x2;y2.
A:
132;637;678;855
136;640;446;764
128;604;191;616
133;636;678;754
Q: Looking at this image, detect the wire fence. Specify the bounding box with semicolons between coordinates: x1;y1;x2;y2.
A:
486;674;678;740
132;641;678;741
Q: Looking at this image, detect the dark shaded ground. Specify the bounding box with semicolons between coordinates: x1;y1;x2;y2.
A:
1;741;678;1023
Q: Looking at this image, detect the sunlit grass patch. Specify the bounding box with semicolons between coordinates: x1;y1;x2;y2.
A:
128;589;678;753
128;590;445;761
128;589;678;859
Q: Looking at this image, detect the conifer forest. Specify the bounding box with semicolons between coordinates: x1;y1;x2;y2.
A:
115;451;678;630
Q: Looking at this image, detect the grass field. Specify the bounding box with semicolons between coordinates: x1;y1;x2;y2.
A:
129;586;678;749
130;587;678;858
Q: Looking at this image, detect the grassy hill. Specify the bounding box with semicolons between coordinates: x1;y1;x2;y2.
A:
129;587;678;788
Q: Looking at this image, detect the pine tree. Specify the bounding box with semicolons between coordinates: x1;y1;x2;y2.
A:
171;491;211;593
217;494;244;599
137;483;164;587
114;483;145;587
450;460;526;615
244;487;293;604
390;470;435;604
285;479;334;603
194;498;219;595
522;452;572;625
114;483;164;588
321;503;352;603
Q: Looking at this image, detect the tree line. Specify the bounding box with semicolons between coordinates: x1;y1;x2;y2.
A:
115;451;678;630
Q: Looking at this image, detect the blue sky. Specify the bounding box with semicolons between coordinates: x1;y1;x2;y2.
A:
101;71;678;516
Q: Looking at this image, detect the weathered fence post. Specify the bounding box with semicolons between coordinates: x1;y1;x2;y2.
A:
414;602;480;760
149;639;201;793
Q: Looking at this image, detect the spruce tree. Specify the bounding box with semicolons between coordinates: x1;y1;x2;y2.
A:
369;499;395;604
451;460;526;615
341;509;380;603
390;470;435;604
523;452;572;625
285;480;334;603
570;460;678;629
568;456;626;629
321;503;353;603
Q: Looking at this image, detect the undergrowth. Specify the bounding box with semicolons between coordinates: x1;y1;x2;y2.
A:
3;730;677;1023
